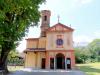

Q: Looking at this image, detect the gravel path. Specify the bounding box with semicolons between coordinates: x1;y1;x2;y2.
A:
7;69;86;75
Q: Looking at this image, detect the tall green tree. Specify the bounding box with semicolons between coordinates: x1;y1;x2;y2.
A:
75;47;91;63
0;0;45;72
88;39;100;62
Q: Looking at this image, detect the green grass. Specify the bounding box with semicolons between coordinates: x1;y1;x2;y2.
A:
77;62;100;75
8;66;24;71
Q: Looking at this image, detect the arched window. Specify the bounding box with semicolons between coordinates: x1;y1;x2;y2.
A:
44;16;47;21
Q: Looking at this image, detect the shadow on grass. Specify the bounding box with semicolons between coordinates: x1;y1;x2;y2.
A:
78;65;100;73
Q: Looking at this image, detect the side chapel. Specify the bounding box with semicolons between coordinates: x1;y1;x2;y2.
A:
24;10;75;69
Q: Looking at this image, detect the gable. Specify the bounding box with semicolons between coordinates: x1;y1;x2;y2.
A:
47;23;74;32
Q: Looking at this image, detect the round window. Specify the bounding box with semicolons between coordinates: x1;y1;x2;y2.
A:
56;39;63;45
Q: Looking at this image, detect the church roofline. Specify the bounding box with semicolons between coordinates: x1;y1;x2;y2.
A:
24;48;46;52
46;23;74;32
26;38;39;40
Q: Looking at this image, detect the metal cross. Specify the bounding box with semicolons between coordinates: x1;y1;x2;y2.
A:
58;15;60;23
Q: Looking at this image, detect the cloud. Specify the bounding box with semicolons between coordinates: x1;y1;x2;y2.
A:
72;0;93;8
94;30;100;38
81;0;93;4
16;38;26;53
74;0;93;4
74;35;93;43
73;35;94;46
39;0;94;18
27;27;40;38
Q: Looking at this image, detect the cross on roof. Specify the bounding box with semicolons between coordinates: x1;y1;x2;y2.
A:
58;15;60;23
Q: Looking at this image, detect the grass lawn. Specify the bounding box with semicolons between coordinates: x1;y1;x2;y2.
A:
77;62;100;75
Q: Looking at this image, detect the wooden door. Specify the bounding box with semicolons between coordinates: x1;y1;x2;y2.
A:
41;58;46;69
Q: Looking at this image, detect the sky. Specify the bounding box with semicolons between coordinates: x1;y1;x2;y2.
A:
17;0;100;52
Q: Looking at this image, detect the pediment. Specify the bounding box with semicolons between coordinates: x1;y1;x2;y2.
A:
47;23;74;32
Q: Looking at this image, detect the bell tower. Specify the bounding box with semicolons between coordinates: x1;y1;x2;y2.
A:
41;10;51;37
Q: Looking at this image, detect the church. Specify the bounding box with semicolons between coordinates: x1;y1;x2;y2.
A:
24;10;75;70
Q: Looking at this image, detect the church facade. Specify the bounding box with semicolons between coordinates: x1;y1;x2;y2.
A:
24;10;75;69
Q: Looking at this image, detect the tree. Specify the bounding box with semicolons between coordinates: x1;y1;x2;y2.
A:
75;46;91;63
8;50;24;66
75;39;100;64
0;0;45;73
88;39;100;62
7;50;18;62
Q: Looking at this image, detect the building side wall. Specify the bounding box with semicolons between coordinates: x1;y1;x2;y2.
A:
26;40;38;48
36;52;46;69
38;37;46;48
36;52;41;69
25;52;46;69
25;52;36;68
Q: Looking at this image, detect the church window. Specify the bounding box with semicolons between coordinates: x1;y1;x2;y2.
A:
44;16;47;21
56;35;63;48
56;39;63;46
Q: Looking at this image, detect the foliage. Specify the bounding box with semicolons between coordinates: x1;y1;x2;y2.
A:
75;47;91;63
0;0;45;72
88;39;100;62
8;50;18;59
0;0;45;44
7;50;24;66
75;39;100;64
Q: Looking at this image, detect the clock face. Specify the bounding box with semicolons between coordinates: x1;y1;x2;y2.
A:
56;39;63;45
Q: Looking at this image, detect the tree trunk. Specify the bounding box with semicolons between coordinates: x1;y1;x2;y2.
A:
0;49;10;73
0;41;13;73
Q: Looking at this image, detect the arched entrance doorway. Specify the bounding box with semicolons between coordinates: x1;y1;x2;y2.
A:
56;53;65;69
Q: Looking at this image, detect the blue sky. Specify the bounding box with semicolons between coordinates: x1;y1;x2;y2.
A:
17;0;100;52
